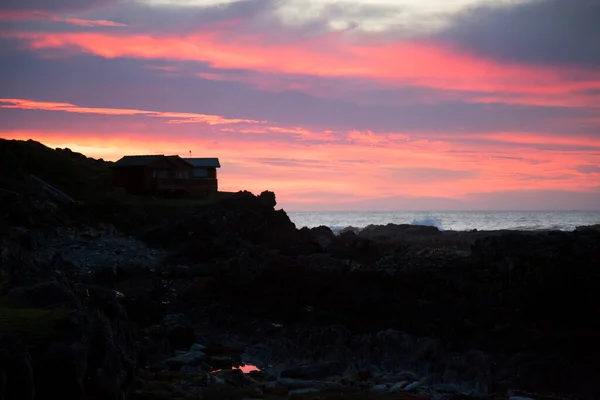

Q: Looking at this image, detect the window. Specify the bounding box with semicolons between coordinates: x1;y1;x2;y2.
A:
193;168;208;178
177;170;189;179
153;169;169;178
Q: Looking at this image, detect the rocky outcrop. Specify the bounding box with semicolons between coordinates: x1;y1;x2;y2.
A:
3;140;600;399
1;259;138;400
115;191;304;265
0;335;35;400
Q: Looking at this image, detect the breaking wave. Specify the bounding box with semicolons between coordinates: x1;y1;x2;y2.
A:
411;216;443;230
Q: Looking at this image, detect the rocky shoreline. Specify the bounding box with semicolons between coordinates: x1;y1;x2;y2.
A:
2;141;600;400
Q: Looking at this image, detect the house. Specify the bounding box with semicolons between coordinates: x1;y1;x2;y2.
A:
187;158;221;192
112;154;220;197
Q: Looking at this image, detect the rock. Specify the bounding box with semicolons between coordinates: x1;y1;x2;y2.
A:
204;345;243;357
178;365;203;374
274;379;343;390
190;343;207;352
359;223;440;241
389;381;410;392
508;398;535;400
0;335;35;400
258;190;277;209
247;370;271;382
263;385;290;396
165;351;207;370
212;369;257;388
309;226;335;248
427;383;460;393
356;371;373;381
289;388;321;396
6;280;80;309
208;355;241;370
371;384;388;392
575;224;600;232
163;314;195;350
280;361;342;380
404;381;420;391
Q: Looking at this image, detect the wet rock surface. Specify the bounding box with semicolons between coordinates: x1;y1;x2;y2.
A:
2;140;599;399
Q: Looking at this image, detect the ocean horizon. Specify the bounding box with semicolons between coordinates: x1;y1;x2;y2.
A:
286;210;600;232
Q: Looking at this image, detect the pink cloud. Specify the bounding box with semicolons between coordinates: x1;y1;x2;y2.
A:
5;29;600;108
0;10;126;27
0;98;262;125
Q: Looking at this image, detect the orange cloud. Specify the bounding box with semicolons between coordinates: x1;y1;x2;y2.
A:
0;10;126;27
0;98;263;125
5;29;600;106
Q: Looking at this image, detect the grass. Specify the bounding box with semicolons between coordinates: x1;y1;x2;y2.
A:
0;298;71;346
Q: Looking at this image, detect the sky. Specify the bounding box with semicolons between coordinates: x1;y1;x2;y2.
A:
1;0;599;211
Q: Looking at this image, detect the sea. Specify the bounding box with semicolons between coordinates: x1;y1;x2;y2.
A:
286;211;600;232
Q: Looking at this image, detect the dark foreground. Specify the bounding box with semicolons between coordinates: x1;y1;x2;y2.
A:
1;139;600;400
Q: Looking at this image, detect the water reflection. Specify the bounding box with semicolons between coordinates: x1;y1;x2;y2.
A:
238;364;260;373
211;364;260;374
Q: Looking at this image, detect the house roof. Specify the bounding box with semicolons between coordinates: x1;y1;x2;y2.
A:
113;155;165;167
186;158;221;168
113;155;220;168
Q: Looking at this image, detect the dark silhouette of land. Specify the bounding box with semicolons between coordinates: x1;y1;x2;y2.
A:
1;138;599;400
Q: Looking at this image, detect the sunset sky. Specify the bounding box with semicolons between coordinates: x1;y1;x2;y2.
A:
1;0;599;210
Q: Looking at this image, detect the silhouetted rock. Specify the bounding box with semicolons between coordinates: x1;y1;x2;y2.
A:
258;190;277;208
0;335;35;400
6;280;80;309
163;314;196;350
309;226;335;248
3;139;600;399
281;362;343;380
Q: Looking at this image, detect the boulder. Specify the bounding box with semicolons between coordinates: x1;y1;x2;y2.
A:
0;335;35;400
280;361;343;380
212;369;257;388
163;314;195;350
309;226;335;248
6;280;80;309
165;351;207;370
258;190;277;209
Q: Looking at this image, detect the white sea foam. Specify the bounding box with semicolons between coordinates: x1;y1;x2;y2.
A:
410;216;443;230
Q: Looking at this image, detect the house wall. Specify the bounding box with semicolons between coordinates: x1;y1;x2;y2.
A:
192;167;217;179
190;167;218;193
113;166;149;194
112;158;218;196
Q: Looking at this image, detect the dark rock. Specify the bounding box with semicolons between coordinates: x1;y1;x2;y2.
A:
208;355;242;370
329;232;382;263
165;351;207;370
0;335;35;400
163;314;195;350
42;341;88;399
359;223;440;241
258;190;277;208
6;280;80;309
309;226;335;248
2;276;138;400
212;368;257;387
280;361;343;380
